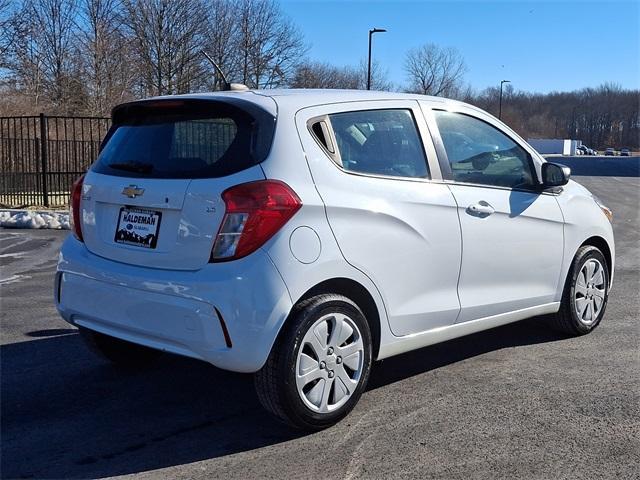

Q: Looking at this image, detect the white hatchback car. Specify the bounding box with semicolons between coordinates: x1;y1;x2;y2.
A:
56;90;614;429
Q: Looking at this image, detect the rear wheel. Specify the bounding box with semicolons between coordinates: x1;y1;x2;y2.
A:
255;294;372;430
79;327;162;367
550;245;610;335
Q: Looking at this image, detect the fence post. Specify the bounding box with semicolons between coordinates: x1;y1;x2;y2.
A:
39;113;49;207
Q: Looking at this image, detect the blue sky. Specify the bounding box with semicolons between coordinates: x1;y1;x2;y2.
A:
281;0;640;93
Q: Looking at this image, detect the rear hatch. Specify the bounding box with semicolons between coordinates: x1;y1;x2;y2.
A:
80;97;276;270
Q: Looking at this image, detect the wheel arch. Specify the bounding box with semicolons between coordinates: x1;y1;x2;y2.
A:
292;278;382;360
579;235;613;287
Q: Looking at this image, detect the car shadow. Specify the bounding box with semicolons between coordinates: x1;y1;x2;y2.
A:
367;315;568;390
2;315;568;479
507;189;538;217
1;333;303;479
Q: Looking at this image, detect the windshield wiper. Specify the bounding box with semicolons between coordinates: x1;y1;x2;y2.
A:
108;162;154;174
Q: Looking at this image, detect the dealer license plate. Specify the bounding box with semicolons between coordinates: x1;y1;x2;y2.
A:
114;207;162;249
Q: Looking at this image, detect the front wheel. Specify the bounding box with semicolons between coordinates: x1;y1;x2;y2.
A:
255;294;373;430
550;245;610;335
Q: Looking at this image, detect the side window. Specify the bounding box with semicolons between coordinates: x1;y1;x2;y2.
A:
434;111;537;189
323;109;429;179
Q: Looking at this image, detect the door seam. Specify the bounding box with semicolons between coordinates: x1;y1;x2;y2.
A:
446;183;465;324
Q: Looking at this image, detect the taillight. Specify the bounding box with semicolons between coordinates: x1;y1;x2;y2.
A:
210;180;302;262
69;174;85;242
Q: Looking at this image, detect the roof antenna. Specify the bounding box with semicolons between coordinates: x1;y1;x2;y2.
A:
201;50;230;90
201;50;248;92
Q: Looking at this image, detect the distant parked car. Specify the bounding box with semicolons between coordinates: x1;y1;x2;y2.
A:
578;145;598;156
620;148;631;156
605;148;616;156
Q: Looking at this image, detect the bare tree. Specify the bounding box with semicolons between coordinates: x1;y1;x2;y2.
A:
202;0;239;90
123;0;207;96
2;0;81;111
2;0;309;111
35;0;81;107
357;59;393;91
78;0;133;114
290;59;394;91
0;0;16;64
0;3;41;109
237;0;306;88
467;83;640;150
404;43;466;96
290;61;359;89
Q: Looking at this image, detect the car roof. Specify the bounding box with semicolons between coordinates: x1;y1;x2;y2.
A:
151;88;466;114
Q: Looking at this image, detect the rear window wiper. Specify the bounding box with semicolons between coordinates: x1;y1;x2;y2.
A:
108;162;154;174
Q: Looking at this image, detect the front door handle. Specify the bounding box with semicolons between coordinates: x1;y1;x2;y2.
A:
467;201;495;217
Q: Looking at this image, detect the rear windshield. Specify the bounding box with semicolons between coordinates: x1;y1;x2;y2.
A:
92;99;275;179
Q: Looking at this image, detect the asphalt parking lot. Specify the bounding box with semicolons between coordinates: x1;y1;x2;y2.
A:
1;157;639;479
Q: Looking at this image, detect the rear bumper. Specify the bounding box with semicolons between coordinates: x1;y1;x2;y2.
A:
56;237;293;373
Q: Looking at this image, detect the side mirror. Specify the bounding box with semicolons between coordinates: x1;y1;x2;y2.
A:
541;162;571;188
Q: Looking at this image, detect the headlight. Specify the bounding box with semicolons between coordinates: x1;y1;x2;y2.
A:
592;194;613;222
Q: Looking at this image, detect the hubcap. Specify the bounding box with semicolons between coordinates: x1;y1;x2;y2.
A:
295;313;365;413
574;258;606;325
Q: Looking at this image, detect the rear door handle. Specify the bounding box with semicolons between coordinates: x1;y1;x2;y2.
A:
467;201;495;217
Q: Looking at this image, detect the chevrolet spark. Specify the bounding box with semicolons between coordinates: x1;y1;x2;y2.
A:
56;90;614;430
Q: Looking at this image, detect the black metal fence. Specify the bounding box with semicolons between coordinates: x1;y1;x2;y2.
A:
0;114;110;208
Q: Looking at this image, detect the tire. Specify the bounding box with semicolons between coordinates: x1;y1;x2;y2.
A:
79;327;162;367
255;294;373;430
550;245;610;336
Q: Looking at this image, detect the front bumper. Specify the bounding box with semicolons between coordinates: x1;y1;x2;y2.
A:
56;237;293;373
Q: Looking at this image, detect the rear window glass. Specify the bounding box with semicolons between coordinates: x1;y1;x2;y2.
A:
93;100;275;179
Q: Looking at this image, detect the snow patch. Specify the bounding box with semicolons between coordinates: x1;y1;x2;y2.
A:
0;210;70;230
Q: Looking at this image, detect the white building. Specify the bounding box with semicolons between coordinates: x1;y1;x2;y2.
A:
527;138;581;155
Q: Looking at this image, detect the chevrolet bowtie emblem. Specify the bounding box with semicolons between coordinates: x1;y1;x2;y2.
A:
122;185;145;198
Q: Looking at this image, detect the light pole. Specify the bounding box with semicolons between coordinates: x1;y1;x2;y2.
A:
367;28;386;90
498;79;510;119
